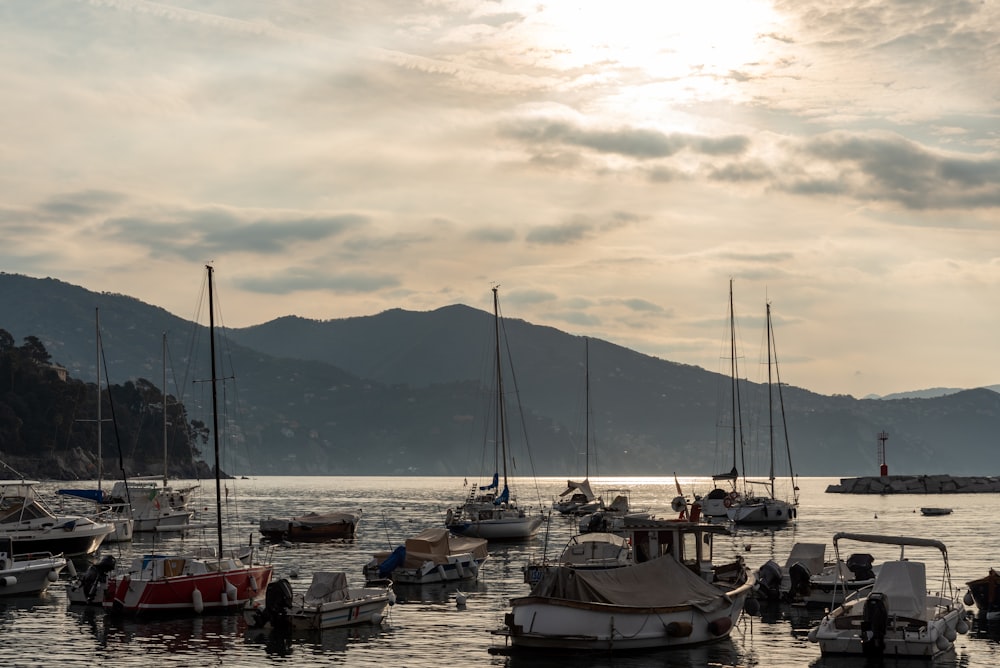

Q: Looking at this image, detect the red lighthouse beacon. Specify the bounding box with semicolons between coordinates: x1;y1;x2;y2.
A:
877;431;889;477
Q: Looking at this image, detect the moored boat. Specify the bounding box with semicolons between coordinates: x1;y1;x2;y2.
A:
492;517;753;654
807;532;968;658
523;531;631;585
260;510;361;542
965;568;1000;620
364;527;488;585
0;480;114;557
246;572;394;630
920;507;953;516
0;536;65;596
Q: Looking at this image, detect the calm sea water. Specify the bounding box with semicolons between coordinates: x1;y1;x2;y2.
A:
3;476;999;667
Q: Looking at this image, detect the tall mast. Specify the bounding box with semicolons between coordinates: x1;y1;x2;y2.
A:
96;308;102;495
728;280;744;478
162;332;168;486
767;302;776;498
207;265;223;562
492;286;509;492
584;337;590;480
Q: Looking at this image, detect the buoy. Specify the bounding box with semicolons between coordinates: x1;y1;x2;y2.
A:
47;569;59;582
192;588;204;613
456;591;467;608
288;567;300;579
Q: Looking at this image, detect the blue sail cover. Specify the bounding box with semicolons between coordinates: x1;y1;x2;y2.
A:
494;485;510;505
480;473;499;491
57;489;105;503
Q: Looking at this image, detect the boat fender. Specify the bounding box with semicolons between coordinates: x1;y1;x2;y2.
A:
225;580;238;605
437;564;447;580
665;621;693;637
707;616;732;636
387;590;396;606
371;612;383;625
743;596;760;616
944;625;957;642
454;561;465;579
192;588;204;614
65;560;78;578
807;627;818;643
723;497;733;509
936;633;951;651
249;575;258;593
0;576;17;587
957;618;969;634
964;591;975;606
47;569;59;582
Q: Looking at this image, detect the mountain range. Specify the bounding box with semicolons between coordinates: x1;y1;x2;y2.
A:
1;272;997;477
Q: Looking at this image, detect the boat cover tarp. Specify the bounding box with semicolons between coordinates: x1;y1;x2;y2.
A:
304;571;349;605
558;480;595;500
290;511;359;528
375;528;488;569
784;542;826;573
872;560;926;620
530;554;731;613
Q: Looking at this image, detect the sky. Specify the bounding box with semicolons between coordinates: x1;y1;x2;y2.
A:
2;1;999;399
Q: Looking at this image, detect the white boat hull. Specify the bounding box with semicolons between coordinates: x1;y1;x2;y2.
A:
811;605;966;657
727;498;795;524
286;588;392;630
447;514;543;540
0;555;65;597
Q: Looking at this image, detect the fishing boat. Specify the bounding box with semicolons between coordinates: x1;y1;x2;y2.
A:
445;286;544;541
0;480;113;557
727;299;799;525
246;572;394;631
552;339;600;516
363;527;488;585
965;568;1000;619
492;517;754;654
102;265;273;616
698;280;744;520
260;510;361;542
807;533;968;658
0;536;65;596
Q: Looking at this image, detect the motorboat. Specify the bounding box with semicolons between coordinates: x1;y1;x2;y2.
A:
106;479;196;533
576;489;649;535
246;572;394;630
523;532;631;585
0;536;65;596
552;480;600;515
260;510;360;542
756;542;877;607
965;568;1000;620
920;507;952;516
0;480;114;557
492;517;754;653
807;533;968;658
66;554;117;605
363;527;488;585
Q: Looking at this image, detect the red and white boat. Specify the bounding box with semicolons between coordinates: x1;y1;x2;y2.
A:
103;265;273;615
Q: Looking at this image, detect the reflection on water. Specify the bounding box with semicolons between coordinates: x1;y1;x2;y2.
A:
0;477;998;667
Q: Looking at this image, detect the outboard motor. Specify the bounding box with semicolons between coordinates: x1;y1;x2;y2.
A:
860;592;889;656
248;578;294;630
787;561;813;600
847;553;876;582
81;555;116;603
756;560;783;601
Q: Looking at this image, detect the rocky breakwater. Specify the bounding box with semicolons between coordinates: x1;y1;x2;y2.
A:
827;474;1000;494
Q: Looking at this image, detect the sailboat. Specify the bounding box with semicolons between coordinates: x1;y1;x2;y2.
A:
698;280;744;519
552;338;599;515
726;300;799;525
57;308;134;543
102;265;273;615
106;333;198;533
445;286;544;541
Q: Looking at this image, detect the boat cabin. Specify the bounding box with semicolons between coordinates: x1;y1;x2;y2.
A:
622;517;730;582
